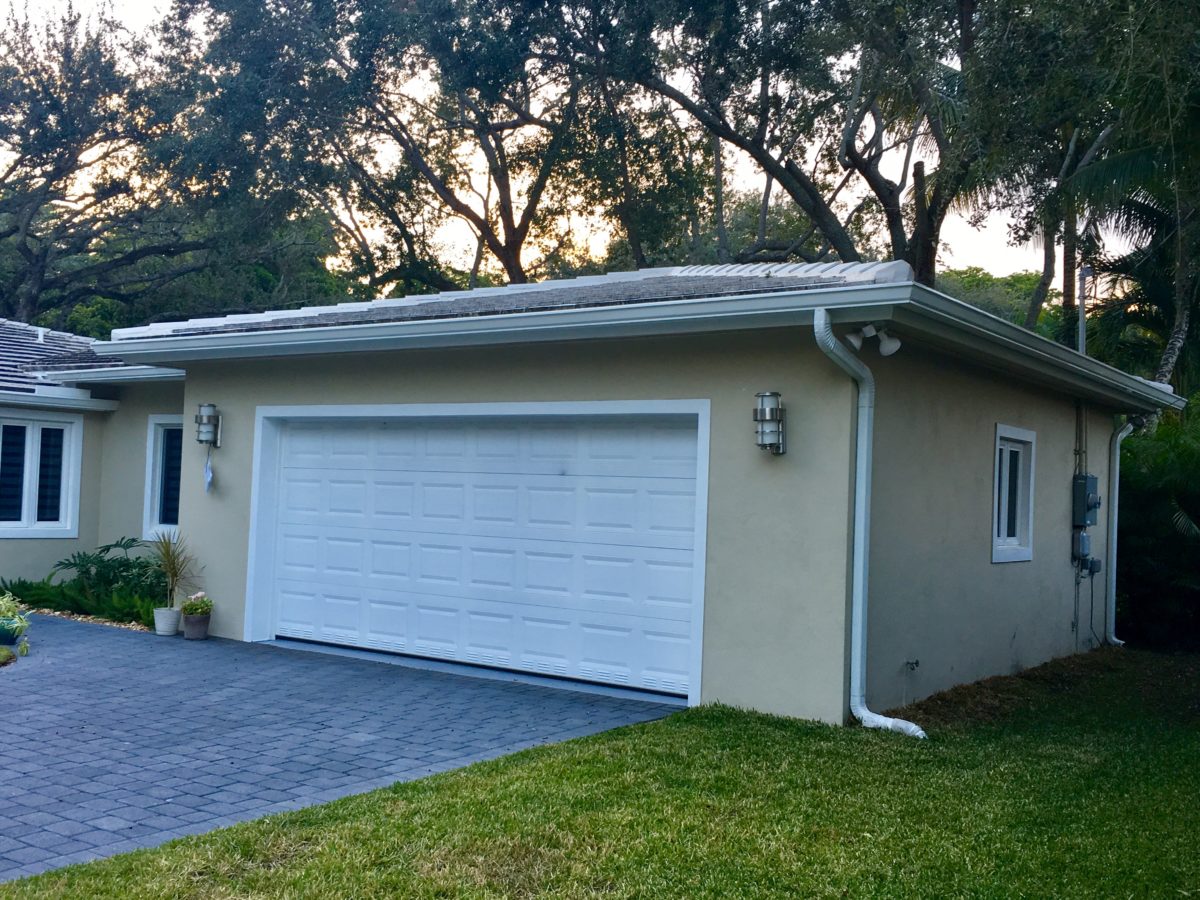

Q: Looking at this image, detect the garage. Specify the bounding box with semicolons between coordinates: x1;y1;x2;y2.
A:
260;410;705;696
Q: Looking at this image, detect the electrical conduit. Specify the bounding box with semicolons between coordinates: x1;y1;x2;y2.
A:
1105;421;1134;646
813;308;926;739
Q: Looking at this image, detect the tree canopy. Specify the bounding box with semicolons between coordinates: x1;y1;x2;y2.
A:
0;0;1195;391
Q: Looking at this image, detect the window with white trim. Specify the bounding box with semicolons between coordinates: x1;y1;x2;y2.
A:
992;424;1036;563
0;413;82;538
144;415;184;539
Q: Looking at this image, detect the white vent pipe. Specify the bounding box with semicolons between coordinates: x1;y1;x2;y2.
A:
813;308;926;738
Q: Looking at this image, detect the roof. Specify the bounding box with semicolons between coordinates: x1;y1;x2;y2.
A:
88;262;1184;415
111;262;912;340
0;320;96;393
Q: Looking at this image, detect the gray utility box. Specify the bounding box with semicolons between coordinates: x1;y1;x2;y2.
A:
1073;473;1101;527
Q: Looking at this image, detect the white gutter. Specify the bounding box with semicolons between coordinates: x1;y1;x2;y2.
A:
0;389;119;412
1105;420;1135;646
96;284;910;361
813;308;927;739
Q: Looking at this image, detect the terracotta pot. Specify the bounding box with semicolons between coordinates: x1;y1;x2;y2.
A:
182;613;210;640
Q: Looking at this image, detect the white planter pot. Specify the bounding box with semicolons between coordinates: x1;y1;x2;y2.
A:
153;607;181;636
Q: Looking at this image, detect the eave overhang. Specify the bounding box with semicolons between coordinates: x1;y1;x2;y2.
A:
92;281;1183;416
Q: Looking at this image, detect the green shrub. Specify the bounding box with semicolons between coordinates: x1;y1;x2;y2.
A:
0;646;13;667
1118;406;1200;649
1;539;163;629
53;537;167;603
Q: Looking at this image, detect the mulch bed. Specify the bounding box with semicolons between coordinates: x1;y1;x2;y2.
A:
22;607;150;632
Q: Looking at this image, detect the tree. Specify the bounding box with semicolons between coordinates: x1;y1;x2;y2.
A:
534;0;1081;285
0;8;211;321
172;0;596;289
1099;0;1200;386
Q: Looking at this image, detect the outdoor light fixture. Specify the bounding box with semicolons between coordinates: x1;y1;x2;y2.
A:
846;324;876;351
846;323;901;357
877;329;902;357
195;403;222;448
753;391;786;455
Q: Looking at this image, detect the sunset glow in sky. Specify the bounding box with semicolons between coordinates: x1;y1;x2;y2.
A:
19;0;1046;278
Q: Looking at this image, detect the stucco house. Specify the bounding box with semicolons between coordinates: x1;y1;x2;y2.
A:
0;262;1183;733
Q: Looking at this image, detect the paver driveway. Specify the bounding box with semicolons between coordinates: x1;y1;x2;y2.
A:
0;615;673;882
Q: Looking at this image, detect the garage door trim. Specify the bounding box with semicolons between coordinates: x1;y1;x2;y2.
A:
244;400;711;705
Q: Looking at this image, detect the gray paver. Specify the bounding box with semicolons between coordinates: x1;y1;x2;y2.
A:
1;614;671;883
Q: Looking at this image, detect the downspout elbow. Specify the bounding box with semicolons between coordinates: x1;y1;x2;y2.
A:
813;308;926;740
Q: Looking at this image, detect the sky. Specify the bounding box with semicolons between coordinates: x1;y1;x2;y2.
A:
19;0;1045;278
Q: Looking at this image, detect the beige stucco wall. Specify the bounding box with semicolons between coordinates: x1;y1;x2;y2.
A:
0;382;184;585
868;344;1117;711
96;382;186;543
176;330;858;723
0;412;106;582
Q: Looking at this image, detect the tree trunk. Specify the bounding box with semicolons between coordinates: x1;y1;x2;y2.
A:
1062;210;1077;345
1025;219;1059;329
910;162;937;287
495;247;527;285
713;135;732;264
1155;232;1193;384
468;232;485;290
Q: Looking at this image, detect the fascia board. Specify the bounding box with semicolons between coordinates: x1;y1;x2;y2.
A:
35;365;186;385
0;390;120;412
901;287;1185;412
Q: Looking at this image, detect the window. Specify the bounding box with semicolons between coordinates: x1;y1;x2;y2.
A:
992;424;1036;563
0;413;82;538
144;416;184;539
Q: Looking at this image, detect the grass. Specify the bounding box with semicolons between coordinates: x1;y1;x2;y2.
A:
6;648;1199;898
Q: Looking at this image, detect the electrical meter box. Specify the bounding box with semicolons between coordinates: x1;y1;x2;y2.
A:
1073;473;1101;527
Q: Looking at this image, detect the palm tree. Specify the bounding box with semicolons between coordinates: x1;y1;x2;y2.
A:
1088;186;1198;398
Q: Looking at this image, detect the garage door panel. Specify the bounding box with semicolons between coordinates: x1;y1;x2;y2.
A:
274;580;691;693
270;416;699;694
280;419;698;480
274;526;694;621
278;468;696;550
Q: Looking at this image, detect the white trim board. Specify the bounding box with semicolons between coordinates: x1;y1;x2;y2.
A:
243;399;711;706
142;414;184;541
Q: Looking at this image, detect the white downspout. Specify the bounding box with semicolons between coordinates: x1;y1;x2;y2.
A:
813;308;927;739
1105;420;1134;646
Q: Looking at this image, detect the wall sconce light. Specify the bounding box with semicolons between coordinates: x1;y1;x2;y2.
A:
753;391;786;455
195;403;222;448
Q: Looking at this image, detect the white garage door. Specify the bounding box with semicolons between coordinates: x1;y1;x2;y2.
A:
269;416;700;695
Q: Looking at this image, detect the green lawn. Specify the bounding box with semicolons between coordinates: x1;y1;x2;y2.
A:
6;649;1199;898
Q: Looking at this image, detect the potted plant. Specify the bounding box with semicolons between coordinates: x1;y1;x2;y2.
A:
180;592;212;640
0;591;30;646
149;533;197;636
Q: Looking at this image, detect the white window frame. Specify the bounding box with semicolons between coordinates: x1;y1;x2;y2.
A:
0;410;83;539
143;414;184;540
992;423;1036;563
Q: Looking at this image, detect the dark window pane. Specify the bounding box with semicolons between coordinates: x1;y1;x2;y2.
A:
0;425;26;522
996;447;1005;537
1006;447;1021;538
36;427;65;522
158;427;183;526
